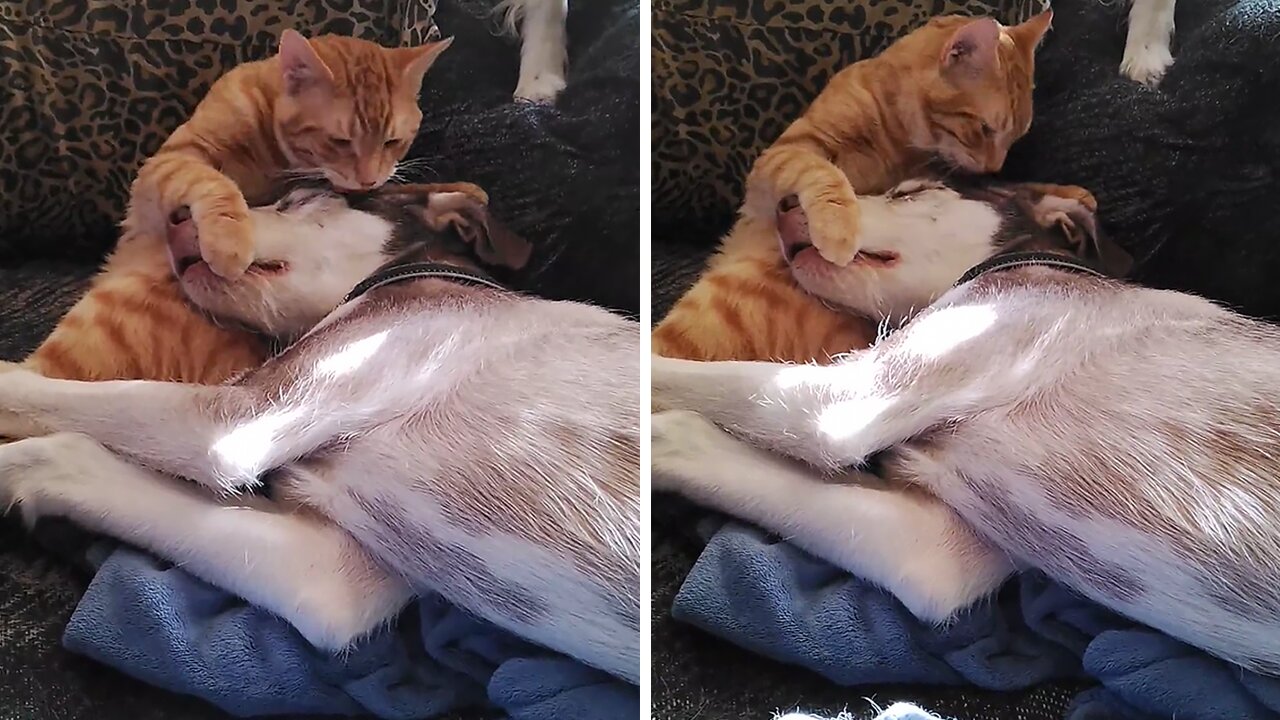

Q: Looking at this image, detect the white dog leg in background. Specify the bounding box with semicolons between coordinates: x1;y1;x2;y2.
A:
1120;0;1177;86
0;432;414;649
651;410;1014;622
508;0;570;103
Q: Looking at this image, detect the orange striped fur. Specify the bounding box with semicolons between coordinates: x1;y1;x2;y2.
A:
23;31;451;386
24;231;267;384
654;12;1053;365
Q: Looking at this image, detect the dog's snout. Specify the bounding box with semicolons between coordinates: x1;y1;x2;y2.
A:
777;195;812;262
167;207;202;271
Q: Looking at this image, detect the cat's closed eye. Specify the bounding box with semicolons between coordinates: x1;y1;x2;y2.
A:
979;121;996;138
330;137;353;149
384;138;405;148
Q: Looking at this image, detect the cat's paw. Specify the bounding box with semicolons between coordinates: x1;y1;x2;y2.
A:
191;199;254;279
651;410;731;492
798;189;861;267
1120;43;1173;87
0;433;99;527
514;73;566;103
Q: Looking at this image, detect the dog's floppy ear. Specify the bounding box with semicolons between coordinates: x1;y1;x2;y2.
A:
1057;204;1134;278
1033;192;1135;278
1080;224;1135;278
420;189;533;270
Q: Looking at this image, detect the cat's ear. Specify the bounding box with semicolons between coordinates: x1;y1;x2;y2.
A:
1008;10;1054;56
940;18;1000;80
398;37;454;95
279;29;334;96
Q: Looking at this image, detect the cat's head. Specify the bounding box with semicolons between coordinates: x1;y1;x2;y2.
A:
168;185;530;338
897;12;1053;174
780;178;1132;324
272;30;453;192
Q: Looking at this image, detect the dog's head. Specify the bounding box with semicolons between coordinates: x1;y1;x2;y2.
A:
780;178;1132;324
169;184;530;339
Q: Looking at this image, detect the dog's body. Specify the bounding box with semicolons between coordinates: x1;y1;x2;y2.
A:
500;0;570;102
1119;0;1178;86
0;185;640;683
652;178;1280;676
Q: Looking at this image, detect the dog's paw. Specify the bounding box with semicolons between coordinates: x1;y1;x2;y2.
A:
1120;43;1174;87
0;433;99;527
651;410;730;492
514;73;566;103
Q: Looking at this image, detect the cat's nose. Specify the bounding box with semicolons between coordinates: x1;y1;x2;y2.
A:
776;195;812;261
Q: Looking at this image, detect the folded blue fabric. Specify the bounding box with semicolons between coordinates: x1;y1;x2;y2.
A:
63;546;637;719
672;522;1280;720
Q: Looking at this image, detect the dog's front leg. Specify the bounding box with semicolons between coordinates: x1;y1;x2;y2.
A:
652;298;1028;469
0;368;284;492
652;350;937;469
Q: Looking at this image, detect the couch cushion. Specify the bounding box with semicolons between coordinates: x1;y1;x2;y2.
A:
651;0;1048;236
0;0;438;263
0;263;94;360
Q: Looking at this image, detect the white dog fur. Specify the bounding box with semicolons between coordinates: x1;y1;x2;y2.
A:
0;186;639;683
652;178;1280;676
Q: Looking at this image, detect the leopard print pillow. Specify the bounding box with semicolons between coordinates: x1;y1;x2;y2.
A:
651;0;1050;230
0;0;438;262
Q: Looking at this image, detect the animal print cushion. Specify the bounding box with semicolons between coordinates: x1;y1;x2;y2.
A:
0;0;438;262
651;0;1050;229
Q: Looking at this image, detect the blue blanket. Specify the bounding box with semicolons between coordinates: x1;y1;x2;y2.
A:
62;546;638;719
672;521;1280;720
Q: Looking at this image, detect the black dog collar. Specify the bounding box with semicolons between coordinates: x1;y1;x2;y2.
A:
955;251;1107;288
342;261;509;305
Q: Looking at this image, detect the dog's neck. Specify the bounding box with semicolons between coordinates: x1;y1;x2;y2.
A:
343;260;509;306
954;250;1110;288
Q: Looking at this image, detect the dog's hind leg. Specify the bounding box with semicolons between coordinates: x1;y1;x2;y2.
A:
652;410;1013;621
1120;0;1177;86
508;0;569;102
0;432;413;650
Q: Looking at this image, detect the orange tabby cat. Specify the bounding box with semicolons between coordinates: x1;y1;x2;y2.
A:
21;31;452;385
129;30;451;281
653;12;1053;364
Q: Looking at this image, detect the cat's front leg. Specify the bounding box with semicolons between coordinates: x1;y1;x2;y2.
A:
0;433;413;648
130;148;254;279
652;410;1012;621
747;138;861;267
